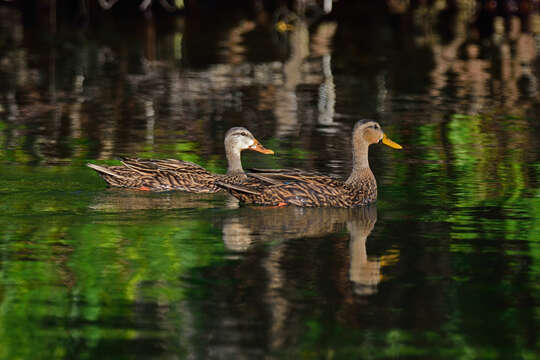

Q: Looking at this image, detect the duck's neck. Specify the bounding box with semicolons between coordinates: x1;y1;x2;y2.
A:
226;148;247;178
345;141;373;185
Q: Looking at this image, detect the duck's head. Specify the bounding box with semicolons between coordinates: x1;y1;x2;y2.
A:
353;120;402;149
224;127;274;155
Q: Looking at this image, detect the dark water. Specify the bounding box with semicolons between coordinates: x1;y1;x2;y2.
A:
1;2;540;359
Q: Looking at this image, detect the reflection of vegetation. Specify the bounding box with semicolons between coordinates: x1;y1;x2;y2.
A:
374;111;540;359
0;106;539;358
0;1;539;355
0;165;229;359
448;113;528;204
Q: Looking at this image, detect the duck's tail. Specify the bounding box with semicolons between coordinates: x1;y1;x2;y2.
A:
87;163;127;180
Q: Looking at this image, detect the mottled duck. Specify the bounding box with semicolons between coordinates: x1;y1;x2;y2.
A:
87;127;274;192
216;120;402;207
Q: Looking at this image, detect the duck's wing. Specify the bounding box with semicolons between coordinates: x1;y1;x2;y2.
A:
215;181;263;196
261;178;349;207
121;157;208;174
246;168;330;184
244;173;287;185
217;174;351;207
87;163;149;188
247;168;306;173
89;158;220;192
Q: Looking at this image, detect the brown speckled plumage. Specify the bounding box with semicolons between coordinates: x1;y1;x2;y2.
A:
217;120;402;207
87;127;274;192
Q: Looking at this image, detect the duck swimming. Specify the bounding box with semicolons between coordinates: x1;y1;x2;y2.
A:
87;127;274;192
216;120;402;207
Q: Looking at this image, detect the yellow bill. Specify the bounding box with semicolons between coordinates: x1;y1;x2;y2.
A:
276;21;295;33
381;134;402;149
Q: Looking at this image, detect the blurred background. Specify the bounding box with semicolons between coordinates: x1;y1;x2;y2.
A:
2;0;539;168
0;1;539;359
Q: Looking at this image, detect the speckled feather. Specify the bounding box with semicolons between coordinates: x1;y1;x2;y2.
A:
87;127;276;192
88;158;274;192
88;158;220;192
218;168;377;207
216;120;401;208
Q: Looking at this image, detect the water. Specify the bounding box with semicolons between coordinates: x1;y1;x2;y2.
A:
1;2;540;359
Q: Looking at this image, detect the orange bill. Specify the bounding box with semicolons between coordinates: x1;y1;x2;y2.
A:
381;134;402;149
249;139;274;154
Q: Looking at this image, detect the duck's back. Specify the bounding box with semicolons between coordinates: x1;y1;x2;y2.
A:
221;171;377;207
88;158;221;192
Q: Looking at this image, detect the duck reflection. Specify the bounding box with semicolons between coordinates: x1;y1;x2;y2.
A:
89;191;397;357
88;188;228;211
213;205;394;355
89;189;392;296
221;205;388;295
347;206;379;295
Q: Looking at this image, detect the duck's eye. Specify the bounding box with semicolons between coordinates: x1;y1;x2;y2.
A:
240;132;247;136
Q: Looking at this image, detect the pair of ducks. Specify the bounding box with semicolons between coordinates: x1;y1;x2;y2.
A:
87;120;402;207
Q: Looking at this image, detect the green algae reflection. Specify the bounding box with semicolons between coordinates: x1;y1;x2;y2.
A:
0;164;230;360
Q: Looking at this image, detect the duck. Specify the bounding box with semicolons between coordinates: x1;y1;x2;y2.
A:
216;120;402;207
87;127;274;192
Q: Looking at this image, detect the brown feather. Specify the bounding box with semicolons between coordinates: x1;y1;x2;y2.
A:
216;120;401;208
87;127;275;192
87;158;223;192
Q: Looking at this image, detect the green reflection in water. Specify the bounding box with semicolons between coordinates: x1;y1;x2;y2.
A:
0;164;229;359
359;113;540;359
0;110;538;359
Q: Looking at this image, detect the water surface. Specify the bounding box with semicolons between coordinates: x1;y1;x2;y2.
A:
0;2;539;359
